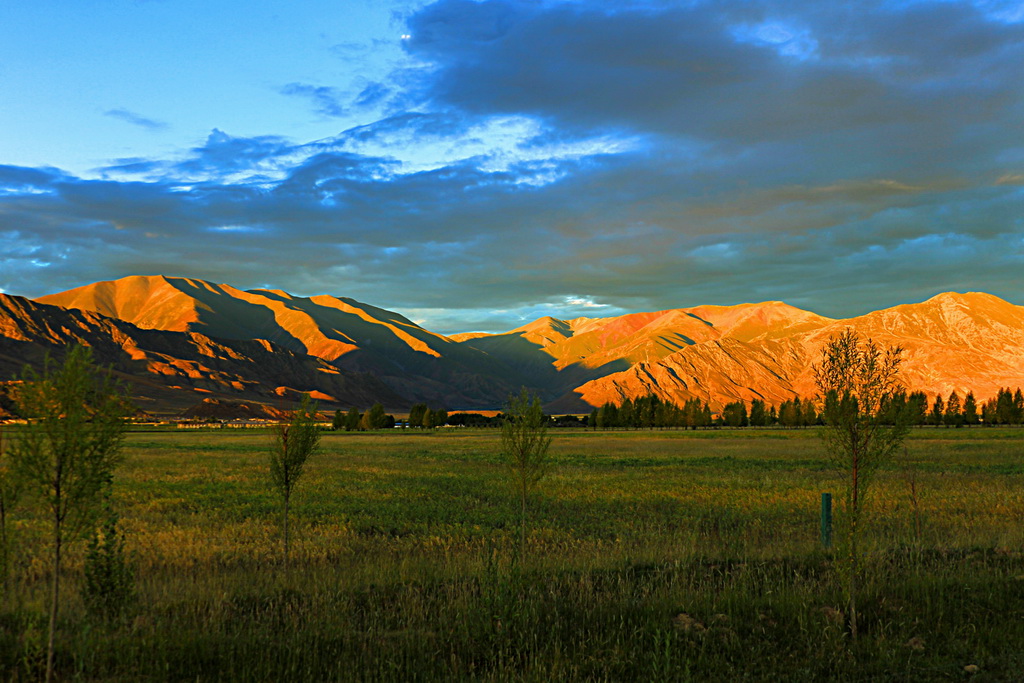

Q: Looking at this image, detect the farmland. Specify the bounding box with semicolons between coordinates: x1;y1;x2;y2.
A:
3;427;1024;680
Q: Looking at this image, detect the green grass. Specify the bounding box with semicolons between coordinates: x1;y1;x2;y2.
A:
2;427;1023;680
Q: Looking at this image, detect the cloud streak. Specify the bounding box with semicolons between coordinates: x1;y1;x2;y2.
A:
104;108;169;131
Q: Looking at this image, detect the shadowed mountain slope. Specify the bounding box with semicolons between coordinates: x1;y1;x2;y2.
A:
459;301;835;406
0;293;405;416
39;275;519;407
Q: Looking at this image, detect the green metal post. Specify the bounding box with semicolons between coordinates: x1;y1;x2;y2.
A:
821;492;833;549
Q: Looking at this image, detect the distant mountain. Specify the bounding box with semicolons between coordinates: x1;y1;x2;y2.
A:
556;292;1024;410
0;293;405;416
17;276;1024;414
458;300;836;409
38;275;518;407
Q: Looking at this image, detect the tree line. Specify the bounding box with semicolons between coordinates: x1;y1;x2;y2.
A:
592;395;713;430
589;386;1024;429
330;402;449;431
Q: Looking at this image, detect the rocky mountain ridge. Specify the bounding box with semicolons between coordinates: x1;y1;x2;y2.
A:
0;292;405;416
38;275;518;407
7;276;1023;414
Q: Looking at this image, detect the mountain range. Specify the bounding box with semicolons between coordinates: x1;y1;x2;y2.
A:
1;275;1021;416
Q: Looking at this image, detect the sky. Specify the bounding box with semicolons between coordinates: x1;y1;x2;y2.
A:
1;0;1022;334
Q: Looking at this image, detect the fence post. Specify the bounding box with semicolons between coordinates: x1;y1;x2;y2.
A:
820;492;833;549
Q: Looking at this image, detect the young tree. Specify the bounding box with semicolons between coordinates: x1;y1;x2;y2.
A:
331;409;344;431
9;345;128;683
814;329;910;641
268;395;321;571
501;389;553;565
0;426;21;602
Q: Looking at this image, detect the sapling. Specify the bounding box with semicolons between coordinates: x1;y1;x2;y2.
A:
9;345;128;682
814;328;910;640
500;389;552;566
268;394;320;571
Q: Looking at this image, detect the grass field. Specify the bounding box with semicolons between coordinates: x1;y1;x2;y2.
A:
2;427;1023;680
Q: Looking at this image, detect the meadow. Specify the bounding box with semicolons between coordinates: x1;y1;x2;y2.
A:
2;426;1024;681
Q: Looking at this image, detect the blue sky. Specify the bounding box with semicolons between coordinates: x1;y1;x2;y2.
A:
1;0;1022;333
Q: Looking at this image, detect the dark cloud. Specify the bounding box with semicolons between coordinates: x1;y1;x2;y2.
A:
104;108;169;131
0;164;69;192
4;0;1023;333
403;0;1023;173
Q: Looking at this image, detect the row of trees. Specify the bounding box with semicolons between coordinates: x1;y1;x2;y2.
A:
592;394;820;430
593;386;1024;430
331;403;451;431
332;404;393;431
406;404;449;430
592;396;713;430
826;388;1024;428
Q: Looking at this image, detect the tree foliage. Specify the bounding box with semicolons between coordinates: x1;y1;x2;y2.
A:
814;328;910;641
0;426;21;602
268;395;321;570
963;392;979;426
595;395;712;430
360;403;388;431
9;345;128;682
408;403;428;428
83;480;135;623
721;401;748;427
501;389;553;564
428;408;448;429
